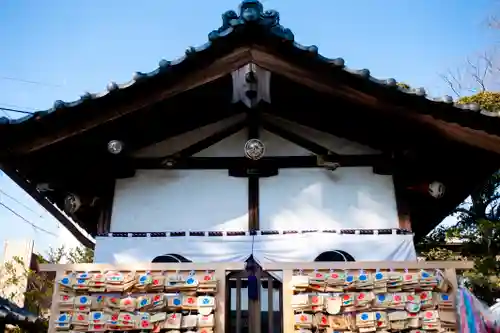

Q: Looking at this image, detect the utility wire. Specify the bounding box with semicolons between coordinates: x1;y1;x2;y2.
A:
0;102;38;111
0;201;58;237
0;75;62;88
0;106;34;115
0;188;44;218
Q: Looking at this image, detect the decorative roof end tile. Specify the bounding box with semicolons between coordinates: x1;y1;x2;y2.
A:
415;87;426;97
132;72;145;81
385;78;397;86
107;82;119;92
80;92;93;101
332;58;345;68
158;59;171;69
53;100;66;109
469;103;480;111
209;0;294;42
443;95;453;103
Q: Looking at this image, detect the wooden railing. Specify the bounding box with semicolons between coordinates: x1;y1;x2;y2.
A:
40;260;474;333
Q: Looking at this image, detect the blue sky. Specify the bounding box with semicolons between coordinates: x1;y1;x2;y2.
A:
0;0;496;255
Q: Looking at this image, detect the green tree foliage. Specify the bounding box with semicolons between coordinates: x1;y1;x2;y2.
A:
0;245;94;331
457;91;500;112
397;82;411;90
418;92;500;305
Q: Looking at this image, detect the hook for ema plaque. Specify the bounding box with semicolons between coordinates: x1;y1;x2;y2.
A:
404;268;409;273
329;268;334;273
189;270;195;276
298;269;304;276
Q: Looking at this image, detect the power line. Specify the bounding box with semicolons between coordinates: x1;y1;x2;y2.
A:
0;106;34;115
0;75;62;88
0;188;44;218
0;201;58;237
0;102;38;111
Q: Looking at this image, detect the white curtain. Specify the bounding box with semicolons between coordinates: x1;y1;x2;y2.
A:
94;233;416;264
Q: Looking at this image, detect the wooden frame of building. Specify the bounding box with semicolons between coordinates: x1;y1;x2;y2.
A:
1;0;500;250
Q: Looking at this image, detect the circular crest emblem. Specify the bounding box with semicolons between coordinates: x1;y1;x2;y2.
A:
244;139;265;160
428;181;445;199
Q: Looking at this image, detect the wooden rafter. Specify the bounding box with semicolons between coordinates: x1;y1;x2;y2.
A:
261;117;337;156
1;166;95;249
162;118;246;161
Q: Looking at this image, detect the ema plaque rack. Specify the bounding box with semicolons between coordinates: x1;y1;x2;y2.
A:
41;263;243;333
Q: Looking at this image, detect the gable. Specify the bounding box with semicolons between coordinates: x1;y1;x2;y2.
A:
132;115;379;158
1;0;499;246
3;0;500;156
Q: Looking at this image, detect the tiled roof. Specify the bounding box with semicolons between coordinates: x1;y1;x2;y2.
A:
0;0;496;126
0;297;46;330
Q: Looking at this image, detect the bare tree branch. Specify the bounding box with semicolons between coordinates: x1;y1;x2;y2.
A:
440;48;500;97
439;69;463;98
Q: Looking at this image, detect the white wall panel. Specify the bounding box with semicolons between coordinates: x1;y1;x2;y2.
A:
111;170;248;232
259;168;399;231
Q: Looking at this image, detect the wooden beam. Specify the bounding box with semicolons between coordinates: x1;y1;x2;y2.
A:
261;118;337;156
131;155;387;170
0;166;96;249
247;109;260;231
96;180;115;235
393;172;412;231
164;119;246;160
16;47;254;154
250;48;379;107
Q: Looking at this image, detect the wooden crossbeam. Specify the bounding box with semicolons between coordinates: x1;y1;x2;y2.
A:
131;155;387;169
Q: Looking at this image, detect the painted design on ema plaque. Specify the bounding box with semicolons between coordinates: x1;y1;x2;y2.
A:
244;139;265;160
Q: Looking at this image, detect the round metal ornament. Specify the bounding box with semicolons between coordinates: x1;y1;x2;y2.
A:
428;181;445;199
244;139;265;160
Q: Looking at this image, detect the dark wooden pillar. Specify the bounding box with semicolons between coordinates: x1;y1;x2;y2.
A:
247;110;260;231
392;152;412;231
96;180;116;235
